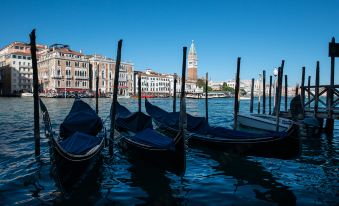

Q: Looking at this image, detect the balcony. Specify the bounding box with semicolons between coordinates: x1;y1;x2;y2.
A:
52;75;63;79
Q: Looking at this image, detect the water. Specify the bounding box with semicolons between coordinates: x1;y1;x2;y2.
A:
0;97;338;205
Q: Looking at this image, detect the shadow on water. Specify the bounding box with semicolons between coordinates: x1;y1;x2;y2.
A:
200;148;297;205
128;163;180;205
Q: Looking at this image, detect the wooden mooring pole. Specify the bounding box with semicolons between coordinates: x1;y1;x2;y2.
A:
180;47;187;131
205;72;209;123
308;76;311;109
285;75;288;112
262;70;266;114
30;29;40;157
314;61;320;116
269;75;272;115
301;66;306;116
96;64;99;114
233;57;241;130
250;78;254;113
138;75;141;113
326;37;336;133
275;67;283;132
133;72;137;95
295;83;299;96
110;39;122;155
173;73;177;112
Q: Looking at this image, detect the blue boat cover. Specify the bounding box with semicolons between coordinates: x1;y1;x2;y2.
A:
145;99;287;138
116;111;153;133
132;128;175;150
60;99;103;138
59;131;102;155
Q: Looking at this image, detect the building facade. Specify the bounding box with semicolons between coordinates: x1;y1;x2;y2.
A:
88;55;134;96
0;42;46;95
38;44;89;93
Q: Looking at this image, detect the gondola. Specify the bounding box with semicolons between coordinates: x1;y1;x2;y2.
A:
145;99;300;158
113;101;185;175
39;98;106;196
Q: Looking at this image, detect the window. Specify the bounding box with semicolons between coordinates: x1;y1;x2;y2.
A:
57;60;61;66
18;56;22;59
66;80;71;87
75;62;79;67
15;46;19;49
23;56;26;60
13;61;15;65
66;61;71;67
12;54;17;58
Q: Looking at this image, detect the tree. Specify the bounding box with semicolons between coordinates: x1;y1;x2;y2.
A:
221;82;235;94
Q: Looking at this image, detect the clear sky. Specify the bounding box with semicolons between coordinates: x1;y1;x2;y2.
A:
1;0;339;85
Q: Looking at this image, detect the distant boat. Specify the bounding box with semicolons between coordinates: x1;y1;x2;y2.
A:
21;92;33;97
239;96;251;100
237;113;294;132
117;94;131;99
187;92;228;99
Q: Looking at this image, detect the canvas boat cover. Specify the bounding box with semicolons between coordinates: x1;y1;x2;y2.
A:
60;99;103;138
115;102;175;149
132;128;175;150
59;131;102;155
145;99;287;139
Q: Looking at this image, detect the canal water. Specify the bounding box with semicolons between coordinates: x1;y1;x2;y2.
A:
0;97;338;205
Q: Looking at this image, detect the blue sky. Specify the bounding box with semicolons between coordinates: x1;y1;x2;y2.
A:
1;0;338;85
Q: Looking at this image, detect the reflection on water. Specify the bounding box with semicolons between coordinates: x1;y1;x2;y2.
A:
0;97;338;205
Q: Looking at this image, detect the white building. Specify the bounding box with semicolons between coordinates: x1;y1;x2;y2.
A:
0;42;47;95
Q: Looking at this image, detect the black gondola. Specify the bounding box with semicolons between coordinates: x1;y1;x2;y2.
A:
39;98;106;196
145;99;300;159
114;101;185;175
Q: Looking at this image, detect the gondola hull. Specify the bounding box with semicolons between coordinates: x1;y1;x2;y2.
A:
118;131;185;176
154;120;300;159
50;136;105;196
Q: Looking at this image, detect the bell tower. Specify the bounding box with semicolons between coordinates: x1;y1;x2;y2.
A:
188;40;198;81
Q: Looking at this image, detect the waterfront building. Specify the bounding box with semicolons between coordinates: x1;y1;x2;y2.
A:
0;42;46;95
134;68;202;97
134;69;175;97
88;55;134;96
37;44;89;94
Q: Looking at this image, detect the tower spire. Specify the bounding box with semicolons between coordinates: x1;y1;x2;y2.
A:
188;40;198;81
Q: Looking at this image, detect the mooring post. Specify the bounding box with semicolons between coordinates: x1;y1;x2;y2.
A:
110;40;122;155
96;64;99;114
314;61;320;116
279;60;285;111
173;73;177;112
308;76;311;109
326;37;336;133
285;75;288;112
138;75;142;112
301;66;306;116
30;29;40;157
250;78;254;113
179;47;187;131
269;75;272;115
258;75;261;114
133;72;137;95
262;70;266;114
295;83;299;96
275;68;282;132
274;67;280;115
233;57;241;130
205;72;209;123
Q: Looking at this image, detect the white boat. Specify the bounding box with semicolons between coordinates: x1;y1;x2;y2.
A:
239;96;251;100
117;94;130;99
21;92;33;97
187;92;228;99
237;113;294;132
